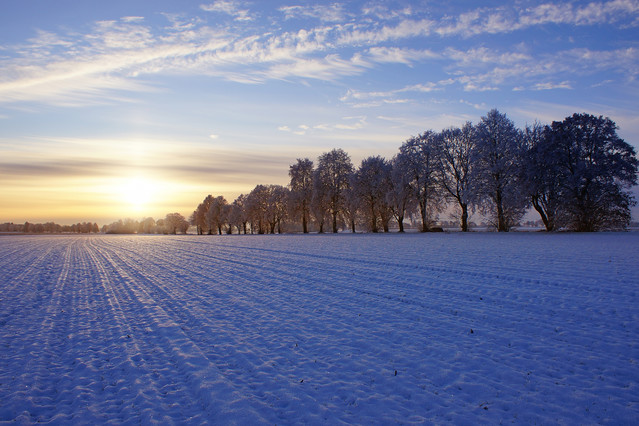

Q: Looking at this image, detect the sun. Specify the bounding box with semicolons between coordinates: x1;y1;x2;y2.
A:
115;176;159;212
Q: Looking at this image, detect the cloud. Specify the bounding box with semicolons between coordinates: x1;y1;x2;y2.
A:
532;81;573;90
278;117;368;135
1;2;637;107
338;1;639;44
440;46;638;92
337;18;435;45
361;5;413;20
279;4;348;22
0;136;292;187
339;82;443;107
200;1;253;21
366;47;439;65
264;53;370;81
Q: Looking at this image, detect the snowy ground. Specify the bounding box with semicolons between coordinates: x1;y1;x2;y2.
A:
0;233;638;424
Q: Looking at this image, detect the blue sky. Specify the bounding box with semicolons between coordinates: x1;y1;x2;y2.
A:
1;0;638;224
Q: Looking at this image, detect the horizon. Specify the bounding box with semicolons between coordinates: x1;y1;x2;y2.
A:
1;1;638;225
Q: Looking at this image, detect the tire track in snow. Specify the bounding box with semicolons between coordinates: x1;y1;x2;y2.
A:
161;235;639;422
95;237;356;420
96;236;556;420
200;237;636;352
84;237;270;423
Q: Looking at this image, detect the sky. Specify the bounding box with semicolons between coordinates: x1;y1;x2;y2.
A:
1;0;638;225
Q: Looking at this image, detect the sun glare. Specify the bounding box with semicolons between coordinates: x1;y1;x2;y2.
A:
115;176;159;212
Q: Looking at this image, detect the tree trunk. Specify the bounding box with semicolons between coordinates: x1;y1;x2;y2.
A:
350;219;356;233
460;203;468;232
420;199;429;232
332;212;338;233
531;196;552;231
397;214;405;232
496;190;507;232
302;213;308;233
370;205;378;233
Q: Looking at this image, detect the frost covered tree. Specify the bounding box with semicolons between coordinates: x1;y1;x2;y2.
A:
228;194;249;234
387;154;415;232
266;185;289;234
353;156;393;232
342;184;360;233
399;131;442;231
548;113;638;231
475;109;528;231
289;158;314;233
164;213;189;234
246;185;269;234
207;196;228;235
437;122;477;232
521;123;567;231
138;217;156;234
314;148;354;233
246;185;289;234
193;194;215;235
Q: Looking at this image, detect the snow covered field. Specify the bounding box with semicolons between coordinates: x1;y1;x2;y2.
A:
1;233;638;424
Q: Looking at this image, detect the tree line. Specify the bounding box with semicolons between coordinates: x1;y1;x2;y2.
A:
192;110;638;234
0;221;100;234
102;214;190;234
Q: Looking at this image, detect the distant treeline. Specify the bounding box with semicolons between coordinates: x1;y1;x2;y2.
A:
192;110;638;234
102;214;189;235
0;221;99;234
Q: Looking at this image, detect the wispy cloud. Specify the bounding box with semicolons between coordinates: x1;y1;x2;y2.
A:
200;1;253;21
442;46;638;92
339;82;444;107
279;116;368;134
279;4;348;22
531;81;573;91
366;47;439;65
339;1;639;44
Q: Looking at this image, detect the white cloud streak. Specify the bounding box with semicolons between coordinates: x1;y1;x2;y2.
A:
200;1;253;21
279;4;348;22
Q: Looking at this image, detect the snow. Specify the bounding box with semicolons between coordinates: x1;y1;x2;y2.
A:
1;233;638;424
